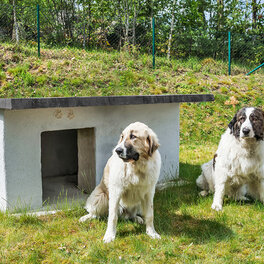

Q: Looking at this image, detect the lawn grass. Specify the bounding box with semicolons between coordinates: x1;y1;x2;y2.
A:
0;42;264;263
0;143;264;263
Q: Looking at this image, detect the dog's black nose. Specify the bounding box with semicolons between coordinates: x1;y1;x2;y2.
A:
242;127;250;135
115;147;123;155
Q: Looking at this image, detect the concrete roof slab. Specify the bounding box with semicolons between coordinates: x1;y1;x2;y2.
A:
0;94;214;110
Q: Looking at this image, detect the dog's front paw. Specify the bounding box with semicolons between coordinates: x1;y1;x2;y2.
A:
147;230;161;239
211;202;223;211
103;232;116;243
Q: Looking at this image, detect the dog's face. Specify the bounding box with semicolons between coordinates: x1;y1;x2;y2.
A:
228;107;264;140
114;122;160;162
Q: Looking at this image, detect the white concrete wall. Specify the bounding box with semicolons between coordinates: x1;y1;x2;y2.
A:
2;103;179;210
0;111;7;211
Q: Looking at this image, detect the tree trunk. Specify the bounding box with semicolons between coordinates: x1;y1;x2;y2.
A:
12;0;19;44
83;21;86;49
124;0;130;45
217;0;223;31
117;0;122;50
150;0;153;30
167;0;177;60
87;2;91;48
81;1;88;49
132;2;136;45
252;0;257;28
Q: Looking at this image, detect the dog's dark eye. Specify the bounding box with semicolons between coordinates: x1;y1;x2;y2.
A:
251;116;258;122
239;117;245;123
130;134;136;139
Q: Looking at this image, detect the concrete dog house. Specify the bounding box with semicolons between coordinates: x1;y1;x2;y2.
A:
0;94;214;211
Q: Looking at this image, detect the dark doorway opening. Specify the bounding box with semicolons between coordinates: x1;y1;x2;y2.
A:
41;128;95;205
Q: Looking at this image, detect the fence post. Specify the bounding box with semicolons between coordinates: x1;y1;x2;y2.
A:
246;62;264;75
228;31;231;75
152;17;155;69
37;4;40;57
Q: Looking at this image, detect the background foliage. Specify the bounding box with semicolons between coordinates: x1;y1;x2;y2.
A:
1;0;264;71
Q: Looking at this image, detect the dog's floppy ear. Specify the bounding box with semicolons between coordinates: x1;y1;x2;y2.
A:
147;130;160;156
262;109;264;140
261;108;264;123
228;113;237;133
254;108;264;141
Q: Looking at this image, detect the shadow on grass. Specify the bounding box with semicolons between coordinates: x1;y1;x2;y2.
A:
153;162;234;243
178;162;202;183
117;213;233;245
157;212;233;244
155;162;203;210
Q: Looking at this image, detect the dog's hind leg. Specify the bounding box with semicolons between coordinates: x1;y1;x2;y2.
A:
258;180;264;203
79;213;97;222
121;204;144;224
245;181;259;200
199;190;209;197
196;174;208;190
134;215;144;224
232;185;249;201
197;160;214;195
79;183;109;222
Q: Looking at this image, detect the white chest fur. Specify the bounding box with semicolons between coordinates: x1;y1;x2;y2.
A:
216;129;264;182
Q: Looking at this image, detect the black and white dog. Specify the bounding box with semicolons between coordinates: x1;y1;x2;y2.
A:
196;107;264;211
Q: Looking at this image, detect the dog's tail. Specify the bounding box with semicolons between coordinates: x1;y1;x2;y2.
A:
84;180;109;217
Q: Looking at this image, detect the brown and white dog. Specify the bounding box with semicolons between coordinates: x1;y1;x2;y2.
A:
79;122;161;243
196;107;264;211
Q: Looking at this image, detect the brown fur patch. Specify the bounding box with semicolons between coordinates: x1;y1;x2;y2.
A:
213;153;218;170
121;123;159;161
228;108;246;138
250;108;264;140
123;133;149;160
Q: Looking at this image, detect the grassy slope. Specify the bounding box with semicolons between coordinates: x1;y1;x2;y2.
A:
0;43;263;145
0;43;264;263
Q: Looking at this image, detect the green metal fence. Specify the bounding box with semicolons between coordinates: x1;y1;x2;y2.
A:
1;3;264;75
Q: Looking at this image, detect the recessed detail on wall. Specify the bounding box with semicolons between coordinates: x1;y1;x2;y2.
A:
54;109;63;119
67;109;74;120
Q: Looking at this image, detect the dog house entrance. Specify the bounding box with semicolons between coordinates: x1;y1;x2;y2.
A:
41;128;95;205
